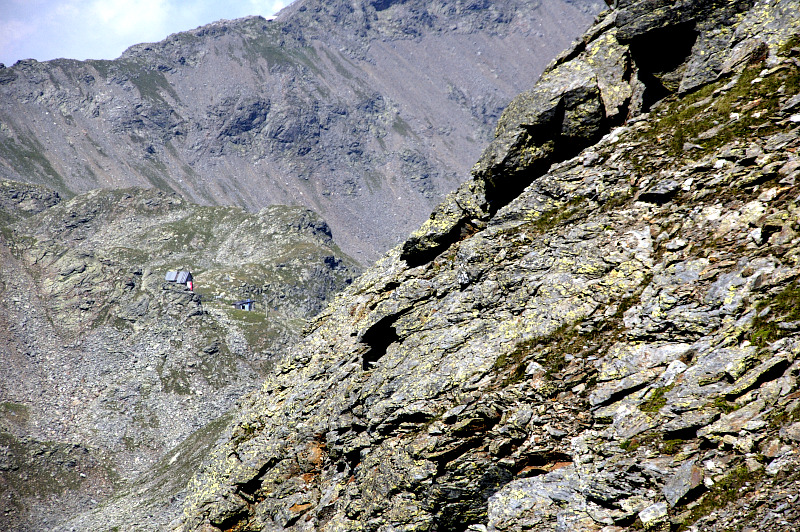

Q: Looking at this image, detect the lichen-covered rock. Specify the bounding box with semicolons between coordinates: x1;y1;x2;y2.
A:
176;1;800;529
400;0;786;265
401;9;632;263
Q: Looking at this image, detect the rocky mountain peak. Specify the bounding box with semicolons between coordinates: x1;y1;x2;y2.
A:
277;0;587;50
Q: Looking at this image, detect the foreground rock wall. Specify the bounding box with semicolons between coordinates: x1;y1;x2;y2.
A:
177;1;800;531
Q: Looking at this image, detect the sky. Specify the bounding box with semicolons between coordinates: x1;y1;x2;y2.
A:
0;0;291;66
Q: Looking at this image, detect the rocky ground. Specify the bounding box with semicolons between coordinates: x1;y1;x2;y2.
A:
0;0;600;262
0;1;607;529
0;184;358;530
174;1;800;531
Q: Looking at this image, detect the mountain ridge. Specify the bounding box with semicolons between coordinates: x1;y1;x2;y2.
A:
0;0;601;262
0;2;606;529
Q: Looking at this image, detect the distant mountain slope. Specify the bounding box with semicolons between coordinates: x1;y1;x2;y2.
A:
0;0;601;262
0;182;358;531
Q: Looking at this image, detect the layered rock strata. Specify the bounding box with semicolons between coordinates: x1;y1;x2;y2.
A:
178;1;800;531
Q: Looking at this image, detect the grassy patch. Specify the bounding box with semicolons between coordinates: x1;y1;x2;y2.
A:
493;320;601;391
494;323;570;376
712;396;740;414
620;433;684;455
492;270;653;395
662;438;684;455
157;365;191;395
228;307;297;353
321;48;355;80
131;68;179;102
392;116;412;137
241;28;320;74
779;33;800;56
88;58;179;103
767;400;800;430
676;464;761;531
749;281;800;347
0;431;95;497
135;159;177;195
639;384;675;413
0;402;30;424
533;197;587;234
497;197;588;244
88;59;114;78
612;273;654;321
630;59;800;162
619;432;660;452
0;134;68;194
149;412;233;489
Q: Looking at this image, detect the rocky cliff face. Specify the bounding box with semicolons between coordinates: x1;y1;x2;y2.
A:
0;0;600;262
176;1;800;531
0;183;358;531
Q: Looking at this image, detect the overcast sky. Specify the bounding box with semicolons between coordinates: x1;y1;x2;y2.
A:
0;0;291;66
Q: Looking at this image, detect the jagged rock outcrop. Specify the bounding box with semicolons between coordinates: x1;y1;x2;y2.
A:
0;179;61;221
0;0;600;262
176;1;800;531
0;185;358;531
400;0;800;262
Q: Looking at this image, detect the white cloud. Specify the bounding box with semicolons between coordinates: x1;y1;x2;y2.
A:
89;0;171;37
250;0;287;15
0;0;296;65
0;19;35;51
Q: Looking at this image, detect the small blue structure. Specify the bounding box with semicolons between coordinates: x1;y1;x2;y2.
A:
234;299;255;311
165;271;179;282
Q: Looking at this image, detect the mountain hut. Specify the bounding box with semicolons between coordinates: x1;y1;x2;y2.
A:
234;299;255;311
